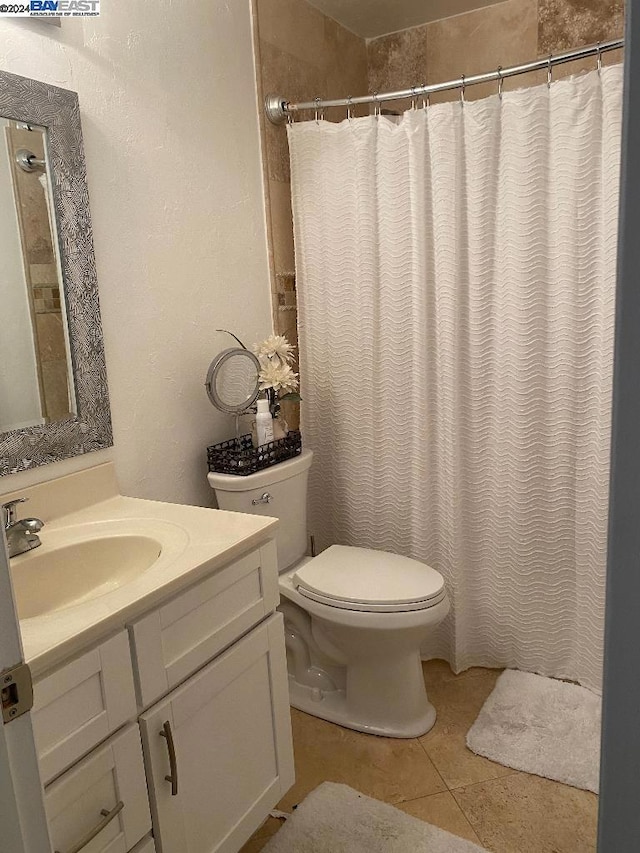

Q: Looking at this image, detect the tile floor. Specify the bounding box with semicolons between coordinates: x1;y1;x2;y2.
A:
240;661;598;852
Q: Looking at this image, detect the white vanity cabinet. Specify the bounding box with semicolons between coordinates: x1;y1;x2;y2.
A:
139;614;293;853
30;538;293;853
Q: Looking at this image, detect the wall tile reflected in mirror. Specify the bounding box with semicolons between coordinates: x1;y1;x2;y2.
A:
0;118;75;433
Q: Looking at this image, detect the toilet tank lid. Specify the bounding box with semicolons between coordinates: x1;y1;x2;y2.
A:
293;545;445;606
207;448;313;492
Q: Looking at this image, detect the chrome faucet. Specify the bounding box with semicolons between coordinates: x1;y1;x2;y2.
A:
2;498;44;558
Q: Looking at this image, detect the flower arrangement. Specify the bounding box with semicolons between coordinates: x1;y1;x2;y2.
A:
252;334;300;418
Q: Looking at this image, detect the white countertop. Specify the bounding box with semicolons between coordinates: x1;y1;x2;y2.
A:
3;465;278;678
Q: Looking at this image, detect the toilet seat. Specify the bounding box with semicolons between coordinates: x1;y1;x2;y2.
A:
293;545;446;613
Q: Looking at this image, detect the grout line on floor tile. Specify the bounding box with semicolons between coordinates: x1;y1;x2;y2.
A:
415;736;449;792
395;789;484;846
442;767;522;793
390;791;457;806
449;806;484;846
448;786;495;849
417;734;523;793
449;769;525;801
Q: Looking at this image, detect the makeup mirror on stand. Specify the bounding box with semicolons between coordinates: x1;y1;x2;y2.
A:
205;347;261;439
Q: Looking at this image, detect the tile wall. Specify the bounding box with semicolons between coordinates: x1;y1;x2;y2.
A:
368;0;624;102
252;0;368;427
6;124;72;423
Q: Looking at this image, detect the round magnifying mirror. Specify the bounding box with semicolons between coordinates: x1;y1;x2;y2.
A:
205;347;261;414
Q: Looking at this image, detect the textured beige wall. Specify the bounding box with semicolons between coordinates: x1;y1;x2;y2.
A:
0;1;273;506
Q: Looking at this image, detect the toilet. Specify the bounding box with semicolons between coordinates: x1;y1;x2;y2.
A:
208;449;449;738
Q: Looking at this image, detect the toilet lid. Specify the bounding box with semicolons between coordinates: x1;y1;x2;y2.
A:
293;545;445;612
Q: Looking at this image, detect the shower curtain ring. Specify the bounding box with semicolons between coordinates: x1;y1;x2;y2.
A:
547;55;553;89
373;91;380;117
460;74;466;105
410;86;417;110
346;96;353;121
420;84;429;109
497;66;503;101
596;42;603;75
314;97;324;123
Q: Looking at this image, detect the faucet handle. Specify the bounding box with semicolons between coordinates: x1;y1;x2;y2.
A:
2;498;27;529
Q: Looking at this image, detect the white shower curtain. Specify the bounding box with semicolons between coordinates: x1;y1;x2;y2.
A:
288;66;623;693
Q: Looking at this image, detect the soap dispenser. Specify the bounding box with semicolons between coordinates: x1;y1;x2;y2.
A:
254;397;274;447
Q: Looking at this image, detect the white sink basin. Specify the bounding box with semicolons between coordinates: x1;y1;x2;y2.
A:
11;518;188;620
0;462;279;676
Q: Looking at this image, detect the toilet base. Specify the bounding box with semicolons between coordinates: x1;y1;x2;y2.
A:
287;674;437;739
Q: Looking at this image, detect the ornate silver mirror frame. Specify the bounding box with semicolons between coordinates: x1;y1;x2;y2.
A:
0;70;112;475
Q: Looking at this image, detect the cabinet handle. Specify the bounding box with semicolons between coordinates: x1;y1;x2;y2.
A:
54;800;124;853
160;720;179;795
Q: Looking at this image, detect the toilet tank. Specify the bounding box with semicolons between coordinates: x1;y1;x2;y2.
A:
208;449;313;572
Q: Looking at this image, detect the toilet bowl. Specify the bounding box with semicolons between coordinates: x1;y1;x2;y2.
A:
208;449;449;738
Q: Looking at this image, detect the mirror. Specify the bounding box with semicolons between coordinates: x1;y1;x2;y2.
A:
0;71;112;475
0;119;75;432
205;348;261;415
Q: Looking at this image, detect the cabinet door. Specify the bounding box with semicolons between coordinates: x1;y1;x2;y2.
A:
45;724;151;853
139;613;294;853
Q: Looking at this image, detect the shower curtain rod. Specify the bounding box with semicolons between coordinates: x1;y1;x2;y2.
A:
264;37;624;124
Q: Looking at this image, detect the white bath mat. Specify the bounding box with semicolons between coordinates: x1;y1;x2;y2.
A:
261;782;487;852
466;669;601;793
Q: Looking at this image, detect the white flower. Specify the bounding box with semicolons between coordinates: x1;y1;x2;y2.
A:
258;360;299;394
253;334;296;363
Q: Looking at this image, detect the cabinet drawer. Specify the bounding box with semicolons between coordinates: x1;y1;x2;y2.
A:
33;631;137;784
45;723;151;853
130;541;279;708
